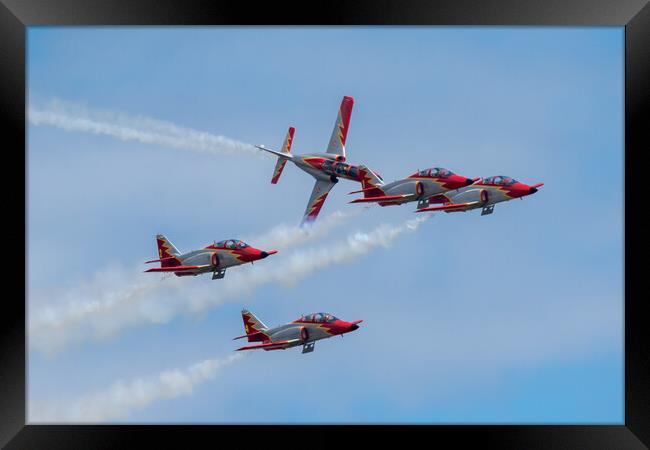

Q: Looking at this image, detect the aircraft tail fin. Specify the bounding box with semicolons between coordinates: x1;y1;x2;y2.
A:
270;127;295;184
156;234;182;267
241;309;270;342
357;165;386;198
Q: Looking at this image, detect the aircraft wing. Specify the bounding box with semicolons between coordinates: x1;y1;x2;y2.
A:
301;179;336;225
349;193;415;204
144;265;209;273
236;339;301;351
416;201;482;213
326;96;354;157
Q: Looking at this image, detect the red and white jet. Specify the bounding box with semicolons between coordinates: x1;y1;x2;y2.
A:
234;309;363;354
144;234;277;280
256;96;367;226
349;165;475;209
416;175;543;215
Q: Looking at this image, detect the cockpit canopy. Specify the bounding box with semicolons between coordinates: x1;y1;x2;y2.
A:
299;312;338;323
214;239;249;249
414;167;453;178
482;175;517;186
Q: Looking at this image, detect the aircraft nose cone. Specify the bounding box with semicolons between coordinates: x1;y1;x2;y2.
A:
529;187;538;194
258;250;277;259
465;178;474;186
350;324;359;331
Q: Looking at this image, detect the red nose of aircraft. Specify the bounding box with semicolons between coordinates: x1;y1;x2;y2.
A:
259;249;278;259
240;248;278;262
510;181;543;198
349;319;363;331
450;174;475;188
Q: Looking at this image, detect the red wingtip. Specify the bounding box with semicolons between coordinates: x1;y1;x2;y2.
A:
351;320;363;325
531;182;544;189
266;250;278;256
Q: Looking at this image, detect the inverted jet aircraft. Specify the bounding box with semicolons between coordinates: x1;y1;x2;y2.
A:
349;165;475;209
416;175;543;215
234;309;363;354
144;234;277;280
256;96;366;226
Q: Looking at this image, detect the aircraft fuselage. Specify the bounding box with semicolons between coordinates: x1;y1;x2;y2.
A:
292;153;363;183
375;175;473;206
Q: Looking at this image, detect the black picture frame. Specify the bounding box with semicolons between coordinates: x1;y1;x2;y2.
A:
2;0;647;447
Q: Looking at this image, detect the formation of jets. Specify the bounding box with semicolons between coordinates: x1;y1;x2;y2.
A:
143;95;542;354
258;95;543;223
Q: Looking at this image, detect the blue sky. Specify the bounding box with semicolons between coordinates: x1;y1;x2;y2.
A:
27;27;623;423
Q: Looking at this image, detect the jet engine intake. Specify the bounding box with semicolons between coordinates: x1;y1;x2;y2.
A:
300;326;309;342
480;189;488;203
415;181;424;197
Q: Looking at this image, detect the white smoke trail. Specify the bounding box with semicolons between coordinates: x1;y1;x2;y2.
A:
28;208;361;353
29;216;428;354
245;207;368;251
30;353;245;422
28;98;263;158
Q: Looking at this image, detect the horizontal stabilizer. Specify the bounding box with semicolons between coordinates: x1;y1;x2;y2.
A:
144;265;206;272
255;145;293;159
236;339;300;351
270;127;295;184
349;194;414;204
348;186;381;195
144;256;180;264
416;201;481;213
232;330;266;341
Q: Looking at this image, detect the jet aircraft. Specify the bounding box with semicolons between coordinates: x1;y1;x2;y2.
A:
416;175;543;215
256;96;367;226
234;309;363;353
349;165;475;209
144;234;277;280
